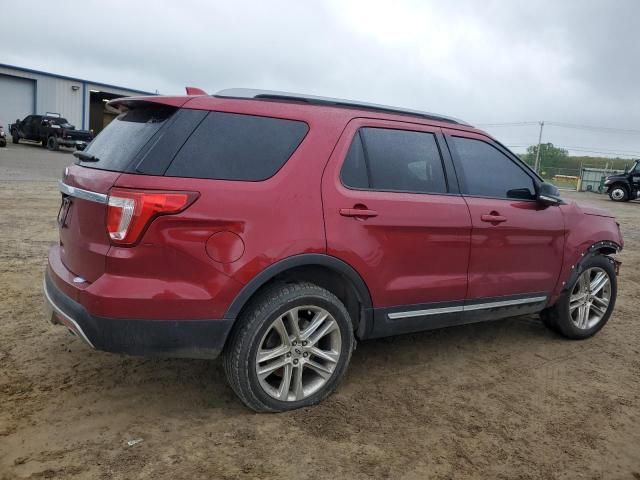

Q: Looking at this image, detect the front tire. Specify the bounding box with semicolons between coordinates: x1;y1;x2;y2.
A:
541;255;617;339
12;135;19;144
608;185;629;202
223;282;355;412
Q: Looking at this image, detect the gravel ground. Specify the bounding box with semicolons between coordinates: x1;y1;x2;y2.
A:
0;143;639;479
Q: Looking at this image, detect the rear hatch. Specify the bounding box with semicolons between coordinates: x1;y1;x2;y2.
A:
58;101;179;282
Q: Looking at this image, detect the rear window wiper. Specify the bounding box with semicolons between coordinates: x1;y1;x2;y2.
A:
73;151;100;162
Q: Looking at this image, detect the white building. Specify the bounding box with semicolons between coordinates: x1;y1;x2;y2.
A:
0;63;155;134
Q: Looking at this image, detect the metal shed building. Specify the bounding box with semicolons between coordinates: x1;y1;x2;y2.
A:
0;63;155;135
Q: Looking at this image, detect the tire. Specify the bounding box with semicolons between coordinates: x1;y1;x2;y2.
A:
47;136;59;151
608;185;629;202
223;282;355;412
541;255;617;339
12;135;19;144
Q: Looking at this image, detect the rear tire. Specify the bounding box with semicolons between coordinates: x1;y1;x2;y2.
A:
47;136;59;151
541;255;617;339
608;185;628;202
223;282;355;412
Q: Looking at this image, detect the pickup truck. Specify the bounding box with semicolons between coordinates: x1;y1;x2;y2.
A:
604;159;640;202
10;114;93;151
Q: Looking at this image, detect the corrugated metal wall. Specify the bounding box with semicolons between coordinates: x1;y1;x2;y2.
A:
0;65;152;131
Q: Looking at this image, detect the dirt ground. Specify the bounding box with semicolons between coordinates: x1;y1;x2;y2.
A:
1;142;639;479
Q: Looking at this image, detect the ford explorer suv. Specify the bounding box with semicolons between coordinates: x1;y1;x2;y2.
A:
44;89;623;412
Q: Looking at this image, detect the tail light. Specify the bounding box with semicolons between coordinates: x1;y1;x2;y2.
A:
106;188;198;246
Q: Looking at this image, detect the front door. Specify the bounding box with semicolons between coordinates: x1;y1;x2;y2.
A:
322;119;472;335
444;129;565;315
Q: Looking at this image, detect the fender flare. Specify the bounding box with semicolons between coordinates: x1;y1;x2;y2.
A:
223;254;373;321
560;240;622;294
607;182;631;194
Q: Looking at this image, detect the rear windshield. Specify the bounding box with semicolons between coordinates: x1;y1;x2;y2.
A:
79;105;176;171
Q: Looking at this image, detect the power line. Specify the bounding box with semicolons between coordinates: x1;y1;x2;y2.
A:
476;122;539;127
505;145;640;158
505;144;640;155
545;122;640;136
478;120;640;136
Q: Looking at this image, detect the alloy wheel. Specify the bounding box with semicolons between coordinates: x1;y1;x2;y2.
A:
569;267;611;330
255;306;342;402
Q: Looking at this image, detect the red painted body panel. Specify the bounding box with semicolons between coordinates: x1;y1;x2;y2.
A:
463;197;565;299
549;201;623;303
59;165;120;282
47;93;624;331
321;119;471;307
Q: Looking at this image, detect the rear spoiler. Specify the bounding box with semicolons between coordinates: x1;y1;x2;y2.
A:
107;87;208;112
185;86;207;95
107;96;195;112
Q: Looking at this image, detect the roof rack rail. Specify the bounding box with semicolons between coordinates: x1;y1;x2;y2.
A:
214;88;470;126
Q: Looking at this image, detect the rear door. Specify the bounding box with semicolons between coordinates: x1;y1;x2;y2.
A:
22;115;38;139
444;129;564;311
322;119;471;333
58;104;179;282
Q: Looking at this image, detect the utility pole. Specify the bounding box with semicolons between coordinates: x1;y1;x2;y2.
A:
534;121;544;173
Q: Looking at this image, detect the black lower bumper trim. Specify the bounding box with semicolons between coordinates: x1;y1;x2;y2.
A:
44;270;234;359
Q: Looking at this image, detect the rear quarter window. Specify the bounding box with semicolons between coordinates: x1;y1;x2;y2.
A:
165;112;309;181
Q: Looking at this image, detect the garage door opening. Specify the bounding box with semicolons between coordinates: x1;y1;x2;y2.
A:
89;90;123;134
0;73;35;131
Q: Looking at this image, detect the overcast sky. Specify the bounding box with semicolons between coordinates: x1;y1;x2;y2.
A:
2;0;639;160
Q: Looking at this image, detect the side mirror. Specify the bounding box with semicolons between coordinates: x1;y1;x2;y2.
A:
537;182;562;206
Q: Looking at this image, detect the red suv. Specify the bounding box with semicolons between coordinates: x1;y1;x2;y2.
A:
44;89;623;412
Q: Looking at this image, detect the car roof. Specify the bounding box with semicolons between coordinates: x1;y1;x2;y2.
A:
110;89;472;126
214;88;471;127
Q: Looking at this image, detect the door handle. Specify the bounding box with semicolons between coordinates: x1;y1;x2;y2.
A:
340;208;378;218
481;213;507;223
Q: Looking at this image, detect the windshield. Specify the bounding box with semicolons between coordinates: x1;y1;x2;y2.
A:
79;105;176;172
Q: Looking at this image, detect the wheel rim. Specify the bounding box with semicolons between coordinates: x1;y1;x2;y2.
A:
569;267;611;330
255;306;342;402
611;188;625;200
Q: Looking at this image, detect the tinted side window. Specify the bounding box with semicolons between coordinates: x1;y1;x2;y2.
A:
450;136;535;199
166;112;308;181
341;127;447;194
340;132;369;189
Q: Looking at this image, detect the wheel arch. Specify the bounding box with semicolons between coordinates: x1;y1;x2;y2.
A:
608;182;630;195
224;254;374;338
558;240;621;296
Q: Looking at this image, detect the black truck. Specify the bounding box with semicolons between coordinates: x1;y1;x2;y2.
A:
604;159;640;202
9;113;93;151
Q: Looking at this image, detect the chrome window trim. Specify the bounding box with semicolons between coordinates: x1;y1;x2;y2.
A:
388;295;548;320
59;180;108;204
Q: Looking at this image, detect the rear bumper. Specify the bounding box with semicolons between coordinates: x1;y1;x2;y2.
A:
44;269;233;359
